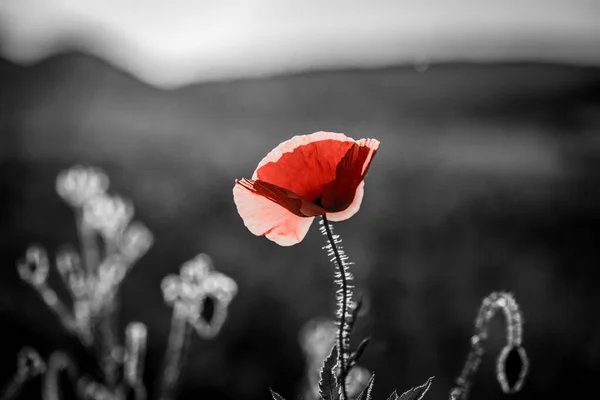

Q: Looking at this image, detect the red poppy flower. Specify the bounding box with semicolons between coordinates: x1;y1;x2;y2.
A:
233;131;380;246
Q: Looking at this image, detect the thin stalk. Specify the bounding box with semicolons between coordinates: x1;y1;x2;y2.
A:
37;283;93;347
98;301;119;389
0;373;28;400
76;210;100;277
98;238;121;389
321;215;349;400
43;352;78;400
124;322;148;400
158;302;192;400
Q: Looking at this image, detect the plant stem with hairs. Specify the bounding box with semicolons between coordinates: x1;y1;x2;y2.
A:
320;215;354;400
450;292;529;400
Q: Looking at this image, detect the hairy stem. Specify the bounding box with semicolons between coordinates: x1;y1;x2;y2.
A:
450;292;528;400
321;215;350;400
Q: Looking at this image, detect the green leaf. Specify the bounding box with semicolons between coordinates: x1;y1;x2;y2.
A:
318;344;340;400
355;373;375;400
394;377;434;400
269;388;286;400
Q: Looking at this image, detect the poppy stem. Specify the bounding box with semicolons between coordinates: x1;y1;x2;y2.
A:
320;215;350;400
450;292;528;400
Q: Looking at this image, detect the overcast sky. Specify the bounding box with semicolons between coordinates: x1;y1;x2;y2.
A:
1;0;599;87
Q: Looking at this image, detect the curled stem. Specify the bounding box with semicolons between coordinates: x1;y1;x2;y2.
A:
450;292;529;400
320;215;353;400
1;348;46;400
158;302;192;400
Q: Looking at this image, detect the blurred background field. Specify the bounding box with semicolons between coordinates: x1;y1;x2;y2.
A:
1;54;600;400
1;1;600;399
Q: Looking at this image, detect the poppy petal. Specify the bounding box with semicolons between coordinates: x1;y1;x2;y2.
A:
235;178;326;217
321;139;380;212
233;181;315;246
355;138;380;177
254;132;356;201
326;181;364;222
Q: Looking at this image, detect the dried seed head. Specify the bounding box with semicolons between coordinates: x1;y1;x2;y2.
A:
118;222;153;261
83;195;134;238
56;166;109;207
199;272;238;304
161;275;182;305
162;254;237;338
17;245;49;286
56;246;87;298
180;253;213;284
17;347;46;378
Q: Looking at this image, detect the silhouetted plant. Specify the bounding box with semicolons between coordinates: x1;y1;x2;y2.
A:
7;166;237;400
159;253;238;400
0;348;46;400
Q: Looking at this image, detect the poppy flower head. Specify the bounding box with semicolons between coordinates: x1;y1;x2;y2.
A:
233;131;379;246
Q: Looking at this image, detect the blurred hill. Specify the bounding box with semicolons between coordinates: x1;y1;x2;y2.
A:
2;0;599;86
1;54;600;400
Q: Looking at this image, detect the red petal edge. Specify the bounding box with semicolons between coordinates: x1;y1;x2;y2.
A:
254;132;357;201
233;179;322;246
321;138;380;213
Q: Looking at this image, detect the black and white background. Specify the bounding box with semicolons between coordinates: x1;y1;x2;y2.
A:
1;1;599;400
